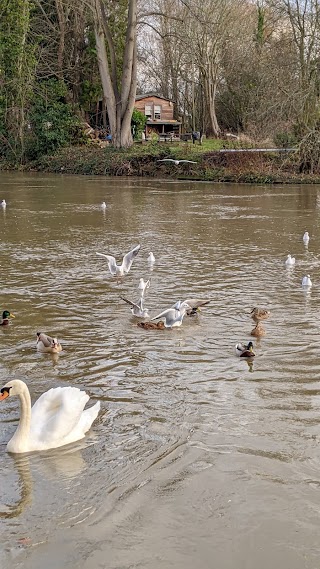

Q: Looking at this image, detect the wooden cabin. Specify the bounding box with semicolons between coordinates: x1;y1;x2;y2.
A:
135;93;181;141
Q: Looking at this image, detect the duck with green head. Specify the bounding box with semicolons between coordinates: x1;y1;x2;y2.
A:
1;310;15;326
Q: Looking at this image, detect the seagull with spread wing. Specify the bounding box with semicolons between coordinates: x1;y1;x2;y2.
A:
96;244;141;277
150;300;191;328
157;159;197;165
120;296;150;318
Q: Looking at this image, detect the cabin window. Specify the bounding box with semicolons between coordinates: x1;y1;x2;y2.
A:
154;105;161;119
145;104;152;118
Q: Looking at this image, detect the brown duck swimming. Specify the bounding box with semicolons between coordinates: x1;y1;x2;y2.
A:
251;322;266;337
250;307;270;323
137;321;165;330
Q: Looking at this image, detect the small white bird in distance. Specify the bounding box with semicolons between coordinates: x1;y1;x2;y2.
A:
157;159;197;165
148;252;155;264
303;231;309;244
302;274;312;287
101;201;107;210
120;296;150;318
138;278;150;297
285;254;295;266
1;199;6;208
96;244;141;277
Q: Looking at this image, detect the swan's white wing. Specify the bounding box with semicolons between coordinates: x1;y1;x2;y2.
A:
30;387;90;447
96;252;118;275
121;244;141;273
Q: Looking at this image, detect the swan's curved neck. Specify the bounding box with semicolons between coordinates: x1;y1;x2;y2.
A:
7;386;31;453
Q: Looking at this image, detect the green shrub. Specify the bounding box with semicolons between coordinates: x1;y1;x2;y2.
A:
25;79;82;160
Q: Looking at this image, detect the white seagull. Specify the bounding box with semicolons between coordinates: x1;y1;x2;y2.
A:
157;159;197;166
150;300;191;328
1;199;6;208
101;201;107;210
96;244;141;277
285;254;295;266
303;231;309;244
148;252;155;264
183;298;210;316
120;296;149;318
302;274;312;287
138;278;150;297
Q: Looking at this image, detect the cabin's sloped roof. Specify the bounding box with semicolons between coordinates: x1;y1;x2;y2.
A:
135;92;173;102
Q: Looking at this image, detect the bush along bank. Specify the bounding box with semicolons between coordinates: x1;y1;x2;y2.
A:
6;142;320;184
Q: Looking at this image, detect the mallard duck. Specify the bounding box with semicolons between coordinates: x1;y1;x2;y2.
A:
285;254;295;266
1;310;15;326
235;341;255;357
0;379;100;453
250;307;270;323
137;321;165;330
251;323;266;337
302;274;312;287
96;244;140;277
36;332;62;354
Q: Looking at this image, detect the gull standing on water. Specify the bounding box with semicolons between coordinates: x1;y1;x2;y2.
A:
148;252;155;265
303;231;309;245
101;201;107;210
285;254;295;266
157;159;197;166
1;199;6;209
96;244;141;277
302;274;312;287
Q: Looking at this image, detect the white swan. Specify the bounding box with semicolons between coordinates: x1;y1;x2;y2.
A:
0;379;100;453
36;332;62;354
303;231;309;244
285;254;295;266
302;274;312;287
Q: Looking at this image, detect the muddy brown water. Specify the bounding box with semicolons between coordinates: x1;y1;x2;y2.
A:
1;173;320;568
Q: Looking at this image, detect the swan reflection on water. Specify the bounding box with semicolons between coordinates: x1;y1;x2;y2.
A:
0;445;87;519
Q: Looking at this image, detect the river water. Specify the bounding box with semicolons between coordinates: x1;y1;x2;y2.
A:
1;173;320;568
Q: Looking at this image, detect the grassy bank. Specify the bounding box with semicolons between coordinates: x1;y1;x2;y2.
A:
3;139;320;184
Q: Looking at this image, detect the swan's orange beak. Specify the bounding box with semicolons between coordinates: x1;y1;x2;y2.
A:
0;388;10;401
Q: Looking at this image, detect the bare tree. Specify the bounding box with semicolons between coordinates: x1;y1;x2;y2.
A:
92;0;137;147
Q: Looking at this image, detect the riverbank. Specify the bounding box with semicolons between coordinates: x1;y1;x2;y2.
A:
2;140;320;184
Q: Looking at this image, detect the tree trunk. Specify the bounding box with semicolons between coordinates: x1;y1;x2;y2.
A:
92;0;137;148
